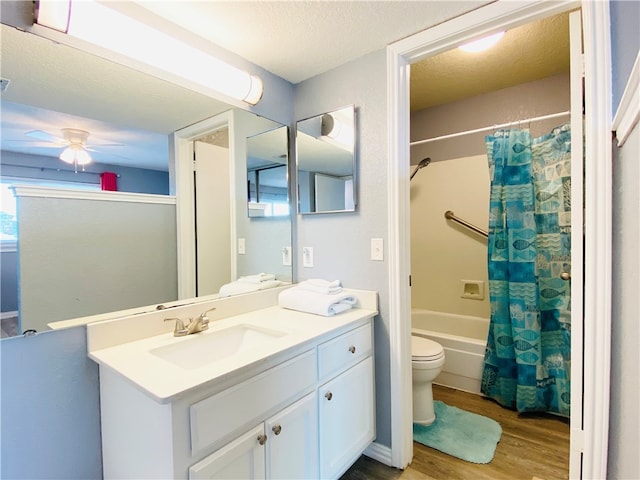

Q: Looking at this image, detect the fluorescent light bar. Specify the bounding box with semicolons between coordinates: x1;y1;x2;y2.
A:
34;0;263;105
459;31;505;53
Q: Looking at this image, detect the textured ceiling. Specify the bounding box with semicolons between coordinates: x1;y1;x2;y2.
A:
411;12;572;111
134;1;486;84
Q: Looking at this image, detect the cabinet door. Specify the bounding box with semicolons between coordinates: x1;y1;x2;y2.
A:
189;424;266;480
266;392;318;480
319;356;375;479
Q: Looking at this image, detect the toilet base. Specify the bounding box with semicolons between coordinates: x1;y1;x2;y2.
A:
413;380;436;425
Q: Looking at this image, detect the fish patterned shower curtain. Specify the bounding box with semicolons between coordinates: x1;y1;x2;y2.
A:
481;124;571;416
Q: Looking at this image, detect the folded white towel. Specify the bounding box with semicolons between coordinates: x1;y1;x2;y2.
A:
298;279;343;295
219;279;283;297
237;273;277;284
278;287;357;317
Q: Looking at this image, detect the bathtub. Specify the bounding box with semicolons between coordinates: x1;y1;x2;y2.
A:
411;309;490;394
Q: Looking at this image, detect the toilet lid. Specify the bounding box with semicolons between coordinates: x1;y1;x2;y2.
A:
412;336;444;360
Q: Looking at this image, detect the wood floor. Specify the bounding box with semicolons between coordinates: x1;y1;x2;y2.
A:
341;385;570;480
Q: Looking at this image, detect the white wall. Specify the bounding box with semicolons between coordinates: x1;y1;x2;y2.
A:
410;155;490;317
610;123;640;480
294;50;392;446
609;3;640;475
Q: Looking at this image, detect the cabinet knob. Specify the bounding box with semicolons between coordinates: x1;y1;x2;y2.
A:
325;391;333;401
348;345;356;354
257;434;267;445
272;424;282;435
560;272;571;281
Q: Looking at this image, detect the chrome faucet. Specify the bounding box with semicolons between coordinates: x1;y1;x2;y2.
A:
164;307;216;337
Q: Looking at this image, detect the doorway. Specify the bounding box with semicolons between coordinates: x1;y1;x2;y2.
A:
386;2;612;479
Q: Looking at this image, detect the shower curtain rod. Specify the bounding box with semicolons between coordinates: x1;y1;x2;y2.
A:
410;110;571;147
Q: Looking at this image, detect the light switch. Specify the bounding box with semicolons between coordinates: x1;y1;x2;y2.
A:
303;247;314;268
238;238;246;255
282;246;292;266
371;238;384;261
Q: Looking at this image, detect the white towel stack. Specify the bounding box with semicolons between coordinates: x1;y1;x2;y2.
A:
297;279;343;295
278;280;357;317
218;273;282;297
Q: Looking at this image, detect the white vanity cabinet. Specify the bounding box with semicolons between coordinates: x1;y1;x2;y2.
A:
96;313;375;480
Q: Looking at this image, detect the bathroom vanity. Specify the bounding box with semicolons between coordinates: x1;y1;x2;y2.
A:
87;288;377;479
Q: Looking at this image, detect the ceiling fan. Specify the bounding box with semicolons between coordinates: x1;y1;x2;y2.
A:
23;128;124;170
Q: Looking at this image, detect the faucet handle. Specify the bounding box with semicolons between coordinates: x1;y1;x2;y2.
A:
199;307;216;324
164;317;188;337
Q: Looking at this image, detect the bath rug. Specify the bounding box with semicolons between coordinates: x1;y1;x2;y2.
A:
413;401;502;464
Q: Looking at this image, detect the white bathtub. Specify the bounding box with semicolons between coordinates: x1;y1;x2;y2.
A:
411;309;490;394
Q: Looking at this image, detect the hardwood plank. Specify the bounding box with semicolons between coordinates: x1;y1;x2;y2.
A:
341;385;570;480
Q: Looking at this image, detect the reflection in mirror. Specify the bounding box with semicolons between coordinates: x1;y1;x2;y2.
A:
296;105;356;214
246;126;289;218
0;24;293;338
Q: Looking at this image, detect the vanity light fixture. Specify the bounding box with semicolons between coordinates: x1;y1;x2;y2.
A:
458;31;505;53
34;0;264;105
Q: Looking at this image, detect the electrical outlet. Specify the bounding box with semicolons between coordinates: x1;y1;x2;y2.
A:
371;238;384;261
238;238;246;255
282;246;292;266
303;247;314;268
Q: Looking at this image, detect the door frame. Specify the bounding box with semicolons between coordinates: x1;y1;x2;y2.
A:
172;111;236;299
386;1;612;479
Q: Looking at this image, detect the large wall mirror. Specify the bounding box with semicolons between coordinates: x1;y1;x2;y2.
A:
296;105;356;214
0;23;293;338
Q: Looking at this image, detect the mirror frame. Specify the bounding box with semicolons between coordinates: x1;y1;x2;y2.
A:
295;105;357;215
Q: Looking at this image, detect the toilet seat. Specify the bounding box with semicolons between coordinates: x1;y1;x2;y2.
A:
411;335;444;361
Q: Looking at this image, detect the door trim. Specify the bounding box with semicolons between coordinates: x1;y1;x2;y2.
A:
386;1;612;478
173;111;233;299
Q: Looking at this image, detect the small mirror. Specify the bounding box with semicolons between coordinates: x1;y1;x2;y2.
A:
246;125;289;217
296;105;356;214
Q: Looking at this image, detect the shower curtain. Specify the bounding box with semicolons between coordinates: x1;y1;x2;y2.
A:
481;124;571;416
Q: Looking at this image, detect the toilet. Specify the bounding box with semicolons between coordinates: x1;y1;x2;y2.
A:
412;335;445;425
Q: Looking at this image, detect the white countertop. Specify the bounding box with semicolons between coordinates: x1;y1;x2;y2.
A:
89;304;377;403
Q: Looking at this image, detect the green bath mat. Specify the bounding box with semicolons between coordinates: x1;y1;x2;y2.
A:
413;401;502;464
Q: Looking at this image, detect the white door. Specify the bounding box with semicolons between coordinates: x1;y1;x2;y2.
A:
194;141;232;296
189;424;266;480
265;392;318;479
318;357;375;479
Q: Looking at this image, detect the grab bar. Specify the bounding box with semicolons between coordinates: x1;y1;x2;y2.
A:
444;210;488;238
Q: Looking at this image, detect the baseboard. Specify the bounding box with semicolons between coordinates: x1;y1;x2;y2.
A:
0;311;18;321
612;51;639;147
364;441;393;466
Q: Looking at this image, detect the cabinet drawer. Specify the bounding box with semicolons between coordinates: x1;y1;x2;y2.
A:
190;349;317;456
318;322;372;380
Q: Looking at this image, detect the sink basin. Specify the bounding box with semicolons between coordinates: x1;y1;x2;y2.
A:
150;324;288;370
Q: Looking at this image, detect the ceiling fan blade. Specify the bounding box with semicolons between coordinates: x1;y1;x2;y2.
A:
25;130;67;144
85;147;132;161
86;142;125;148
4;140;64;148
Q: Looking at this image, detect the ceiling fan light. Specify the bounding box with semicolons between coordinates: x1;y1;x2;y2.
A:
59;144;92;165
